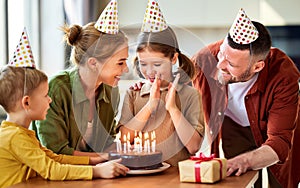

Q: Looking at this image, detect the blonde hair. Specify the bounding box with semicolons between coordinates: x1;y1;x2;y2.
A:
61;22;128;66
0;66;48;112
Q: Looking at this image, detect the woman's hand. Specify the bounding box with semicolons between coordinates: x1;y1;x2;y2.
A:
92;158;129;178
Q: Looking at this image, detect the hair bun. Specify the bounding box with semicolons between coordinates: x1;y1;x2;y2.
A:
65;24;82;46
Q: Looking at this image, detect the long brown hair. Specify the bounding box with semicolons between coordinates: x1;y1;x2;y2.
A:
61;22;128;66
133;27;195;83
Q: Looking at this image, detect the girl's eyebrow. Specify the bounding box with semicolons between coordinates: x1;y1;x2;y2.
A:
118;58;128;61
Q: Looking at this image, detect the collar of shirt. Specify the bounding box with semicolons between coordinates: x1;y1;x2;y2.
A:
1;121;36;137
69;69;110;104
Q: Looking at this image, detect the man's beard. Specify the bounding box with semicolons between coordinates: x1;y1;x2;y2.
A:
217;67;252;85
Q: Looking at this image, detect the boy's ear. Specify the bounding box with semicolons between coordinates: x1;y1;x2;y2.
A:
21;96;30;109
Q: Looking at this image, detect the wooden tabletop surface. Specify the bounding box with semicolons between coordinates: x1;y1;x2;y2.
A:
9;166;258;188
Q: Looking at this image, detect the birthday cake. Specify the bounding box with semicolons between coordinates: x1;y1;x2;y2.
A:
109;150;163;170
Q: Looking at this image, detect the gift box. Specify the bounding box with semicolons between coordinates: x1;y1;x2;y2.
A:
178;153;227;183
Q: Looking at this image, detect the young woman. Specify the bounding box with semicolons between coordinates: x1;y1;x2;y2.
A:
31;22;129;158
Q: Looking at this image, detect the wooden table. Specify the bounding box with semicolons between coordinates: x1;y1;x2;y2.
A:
9;167;258;188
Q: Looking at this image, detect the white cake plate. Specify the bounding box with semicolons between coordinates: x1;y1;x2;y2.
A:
126;162;171;175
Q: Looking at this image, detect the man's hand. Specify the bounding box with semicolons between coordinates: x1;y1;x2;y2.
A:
226;154;251;176
226;145;279;176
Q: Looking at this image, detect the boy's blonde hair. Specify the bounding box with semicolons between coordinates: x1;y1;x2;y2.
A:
0;66;48;113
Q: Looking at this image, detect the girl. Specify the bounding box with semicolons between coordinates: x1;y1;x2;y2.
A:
118;26;205;166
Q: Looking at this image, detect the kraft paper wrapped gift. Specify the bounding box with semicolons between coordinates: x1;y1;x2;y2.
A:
178;154;227;183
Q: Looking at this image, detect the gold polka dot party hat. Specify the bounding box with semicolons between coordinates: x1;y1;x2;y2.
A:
94;0;119;34
9;27;35;68
141;0;168;32
229;8;259;45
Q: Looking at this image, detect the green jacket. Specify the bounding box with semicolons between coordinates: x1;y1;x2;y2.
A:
31;68;119;154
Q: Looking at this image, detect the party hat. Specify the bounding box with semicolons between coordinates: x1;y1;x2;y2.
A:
141;0;168;32
229;8;259;45
9;27;35;68
94;0;119;34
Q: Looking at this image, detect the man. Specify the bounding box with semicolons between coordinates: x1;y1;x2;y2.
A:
192;8;300;187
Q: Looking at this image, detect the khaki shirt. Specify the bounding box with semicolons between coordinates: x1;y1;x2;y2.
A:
119;82;204;166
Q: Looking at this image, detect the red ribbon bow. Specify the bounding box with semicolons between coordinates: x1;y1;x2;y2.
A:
190;153;223;183
190;152;215;161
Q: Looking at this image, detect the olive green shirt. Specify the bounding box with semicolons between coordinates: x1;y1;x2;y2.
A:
31;68;119;154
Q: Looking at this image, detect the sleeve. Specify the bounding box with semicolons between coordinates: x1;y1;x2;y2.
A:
262;70;299;162
32;77;75;155
10;132;92;180
117;89;135;130
41;145;89;165
182;88;205;137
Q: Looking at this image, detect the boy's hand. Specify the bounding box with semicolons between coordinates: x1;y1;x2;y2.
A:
93;158;129;178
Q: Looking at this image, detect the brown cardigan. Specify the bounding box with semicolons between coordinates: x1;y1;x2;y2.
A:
192;40;300;188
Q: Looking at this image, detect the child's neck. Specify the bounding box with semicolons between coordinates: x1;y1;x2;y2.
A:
6;113;31;129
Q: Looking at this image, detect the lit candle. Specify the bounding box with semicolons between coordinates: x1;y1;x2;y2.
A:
138;131;143;153
114;131;121;152
127;140;131;152
144;132;149;152
123;134;127;153
151;131;156;152
127;132;131;152
138;137;142;153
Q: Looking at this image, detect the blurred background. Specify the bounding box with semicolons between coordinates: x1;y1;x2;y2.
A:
1;0;300;119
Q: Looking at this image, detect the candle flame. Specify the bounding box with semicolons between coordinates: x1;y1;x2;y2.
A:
150;131;156;140
123;134;127;142
116;131;121;139
127;132;130;141
144;132;149;140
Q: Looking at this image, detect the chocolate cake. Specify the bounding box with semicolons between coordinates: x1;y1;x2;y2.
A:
109;150;163;170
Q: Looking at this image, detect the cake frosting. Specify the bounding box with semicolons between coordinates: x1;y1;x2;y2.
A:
109;150;163;170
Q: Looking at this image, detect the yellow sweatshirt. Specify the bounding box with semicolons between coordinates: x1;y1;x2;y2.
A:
0;121;93;188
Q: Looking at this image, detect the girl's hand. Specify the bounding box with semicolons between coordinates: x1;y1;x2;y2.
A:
147;74;161;113
93;158;129;178
165;74;180;112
